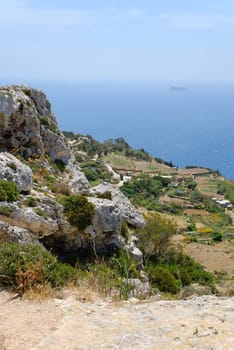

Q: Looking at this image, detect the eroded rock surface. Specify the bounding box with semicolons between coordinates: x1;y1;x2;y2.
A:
1;292;234;350
89;184;145;228
66;156;90;195
0;85;70;164
0;152;33;192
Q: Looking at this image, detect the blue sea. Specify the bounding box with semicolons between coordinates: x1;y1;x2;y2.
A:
4;80;234;180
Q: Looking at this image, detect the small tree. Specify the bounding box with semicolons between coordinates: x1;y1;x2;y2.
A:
61;195;95;230
136;213;176;265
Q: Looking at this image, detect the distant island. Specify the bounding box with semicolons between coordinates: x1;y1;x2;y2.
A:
170;86;187;91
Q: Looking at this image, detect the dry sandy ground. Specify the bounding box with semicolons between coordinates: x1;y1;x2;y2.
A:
1;290;234;350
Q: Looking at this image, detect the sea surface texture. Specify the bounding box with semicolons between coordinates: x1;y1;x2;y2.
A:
35;81;234;180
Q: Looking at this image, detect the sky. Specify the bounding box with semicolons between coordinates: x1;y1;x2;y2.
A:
0;0;234;83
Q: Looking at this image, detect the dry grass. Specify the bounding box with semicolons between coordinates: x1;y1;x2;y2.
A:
174;235;234;275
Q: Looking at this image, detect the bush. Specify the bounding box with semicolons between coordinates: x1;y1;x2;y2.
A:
187;223;196;231
136;213;176;264
163;249;215;289
49;183;71;195
61;195;95;230
120;220;129;239
0;243;79;292
148;265;181;294
145;248;215;294
96;191;112;200
35;208;48;220
212;231;223;242
0;180;19;202
25;197;37;207
0;205;13;217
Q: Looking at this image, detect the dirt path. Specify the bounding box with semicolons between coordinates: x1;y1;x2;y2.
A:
1;290;234;350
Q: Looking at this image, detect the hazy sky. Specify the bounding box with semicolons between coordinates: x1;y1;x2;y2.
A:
1;0;234;83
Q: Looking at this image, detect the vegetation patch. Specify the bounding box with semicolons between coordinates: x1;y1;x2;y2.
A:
0;180;19;202
0;243;80;293
61;195;95;230
35;208;48;220
79;160;111;184
0;205;14;217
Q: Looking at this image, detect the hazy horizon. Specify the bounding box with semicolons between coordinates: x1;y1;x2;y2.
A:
0;0;233;83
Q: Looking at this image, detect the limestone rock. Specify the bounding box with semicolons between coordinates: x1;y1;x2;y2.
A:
12;207;59;238
0;85;70;164
0;192;63;238
87;197;122;234
123;278;151;298
65;157;90;195
125;235;143;266
0;220;35;244
0;152;33;192
89;184;145;228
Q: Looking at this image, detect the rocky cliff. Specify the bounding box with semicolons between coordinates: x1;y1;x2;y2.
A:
0;85;145;260
0;85;70;163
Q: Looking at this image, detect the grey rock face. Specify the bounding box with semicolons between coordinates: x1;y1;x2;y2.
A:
66;157;90;195
0;152;33;192
0;85;70;164
89;184;145;228
0;220;36;244
88;197;122;234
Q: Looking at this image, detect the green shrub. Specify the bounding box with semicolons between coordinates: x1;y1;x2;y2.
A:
0;187;7;201
136;213;176;264
0;243;79;292
49;183;71;195
212;231;223;242
0;205;13;217
7;162;17;171
46;261;80;288
25;197;37;207
35;208;48;220
187;223;196;231
88;263;119;297
163;249;215;289
121;174;163;207
0;180;19;202
148;265;181;294
120;220;129;239
61;195;95;230
96;191;112;200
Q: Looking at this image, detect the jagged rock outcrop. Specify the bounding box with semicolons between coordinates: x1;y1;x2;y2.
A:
0;189;64;238
87;197;122;234
0;220;35;244
0;152;33;192
0;85;70;164
89;184;145;228
65;156;90;195
0;85;145;259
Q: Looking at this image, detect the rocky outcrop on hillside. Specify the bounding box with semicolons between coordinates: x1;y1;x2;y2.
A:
0;152;33;192
0;220;35;244
0;85;70;164
0;85;145;260
65;156;90;195
89;184;145;228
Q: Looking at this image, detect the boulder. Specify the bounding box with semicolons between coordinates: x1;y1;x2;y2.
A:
0;220;35;244
66;157;90;195
87;197;122;234
0;85;71;164
0;152;33;192
89;184;145;228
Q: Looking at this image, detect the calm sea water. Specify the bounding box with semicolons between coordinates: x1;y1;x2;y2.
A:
6;80;234;180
